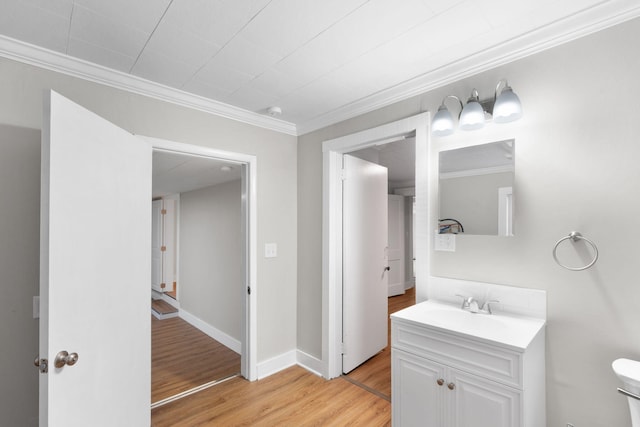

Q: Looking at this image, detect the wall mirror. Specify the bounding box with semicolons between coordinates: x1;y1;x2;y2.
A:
439;140;514;236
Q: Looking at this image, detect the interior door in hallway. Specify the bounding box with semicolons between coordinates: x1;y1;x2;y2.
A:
40;91;151;426
342;154;388;374
387;194;405;297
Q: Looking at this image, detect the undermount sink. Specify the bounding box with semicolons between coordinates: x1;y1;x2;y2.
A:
391;300;546;350
613;358;640;394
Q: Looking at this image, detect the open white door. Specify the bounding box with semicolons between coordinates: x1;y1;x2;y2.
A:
342;154;388;374
387;194;405;297
39;91;151;426
151;199;164;292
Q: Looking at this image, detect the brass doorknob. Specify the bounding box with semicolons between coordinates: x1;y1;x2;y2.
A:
447;382;455;390
54;351;79;369
436;378;444;386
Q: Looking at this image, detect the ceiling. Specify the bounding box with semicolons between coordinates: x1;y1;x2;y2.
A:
152;150;241;198
1;0;639;134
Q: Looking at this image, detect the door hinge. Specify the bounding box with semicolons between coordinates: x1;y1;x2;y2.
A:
341;342;346;355
161;246;166;252
161;209;167;215
339;169;346;181
247;286;251;295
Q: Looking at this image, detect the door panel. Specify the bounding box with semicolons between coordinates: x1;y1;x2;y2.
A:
387;194;405;296
151;200;164;292
40;91;151;426
342;154;388;373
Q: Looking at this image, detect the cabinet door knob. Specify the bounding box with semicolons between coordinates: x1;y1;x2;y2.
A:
447;382;455;390
436;378;444;386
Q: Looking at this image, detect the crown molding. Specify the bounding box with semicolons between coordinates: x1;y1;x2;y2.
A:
0;35;298;136
297;0;640;135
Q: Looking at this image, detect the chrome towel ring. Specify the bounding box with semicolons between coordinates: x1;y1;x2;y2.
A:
552;231;599;271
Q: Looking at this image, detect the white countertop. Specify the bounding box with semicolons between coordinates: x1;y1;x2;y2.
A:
391;300;546;350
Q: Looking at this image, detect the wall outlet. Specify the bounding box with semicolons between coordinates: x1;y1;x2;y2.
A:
434;233;456;252
265;243;278;258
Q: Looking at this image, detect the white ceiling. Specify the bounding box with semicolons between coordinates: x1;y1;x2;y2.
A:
1;0;639;134
152;150;241;198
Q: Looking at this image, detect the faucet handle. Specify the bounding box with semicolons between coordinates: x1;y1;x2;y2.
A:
455;294;471;309
481;300;500;314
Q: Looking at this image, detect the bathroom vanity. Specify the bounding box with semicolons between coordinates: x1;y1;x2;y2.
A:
391;281;546;427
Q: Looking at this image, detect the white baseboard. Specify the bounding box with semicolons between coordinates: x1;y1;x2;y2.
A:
256;350;297;380
404;280;415;290
296;350;324;377
179;309;241;354
388;282;405;297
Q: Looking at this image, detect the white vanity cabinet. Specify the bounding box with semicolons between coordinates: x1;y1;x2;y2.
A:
391;301;545;427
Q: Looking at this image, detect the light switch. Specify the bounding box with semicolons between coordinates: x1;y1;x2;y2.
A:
434;234;456;252
265;243;278;258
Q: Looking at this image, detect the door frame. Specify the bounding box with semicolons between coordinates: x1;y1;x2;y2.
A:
321;112;434;379
141;136;258;381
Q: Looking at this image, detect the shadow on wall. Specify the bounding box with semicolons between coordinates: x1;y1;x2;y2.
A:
0;124;41;427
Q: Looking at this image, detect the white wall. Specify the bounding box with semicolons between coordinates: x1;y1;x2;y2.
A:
0;56;297;425
179;180;242;340
298;17;640;427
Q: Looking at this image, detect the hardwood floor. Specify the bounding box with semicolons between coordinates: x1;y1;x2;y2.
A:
344;286;416;399
151;287;415;425
152;316;241;403
152;365;391;426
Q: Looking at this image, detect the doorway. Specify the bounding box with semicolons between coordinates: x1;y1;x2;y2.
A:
143;136;258;386
150;148;247;405
321;113;433;379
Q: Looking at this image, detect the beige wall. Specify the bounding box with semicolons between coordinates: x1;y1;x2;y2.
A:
179;180;242;340
0;56;297;426
0;125;40;427
298;17;640;427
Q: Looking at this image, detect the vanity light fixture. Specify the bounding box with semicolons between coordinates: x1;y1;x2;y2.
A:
493;79;523;123
431;95;463;137
432;79;523;136
459;89;486;131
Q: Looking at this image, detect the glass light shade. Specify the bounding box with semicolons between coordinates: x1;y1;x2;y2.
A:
431;106;455;137
459;100;485;131
493;87;523;123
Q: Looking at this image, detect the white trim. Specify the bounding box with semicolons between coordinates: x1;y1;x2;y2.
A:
256;350;297;379
296;351;324;377
0;35;296;136
298;1;640;134
2;3;639;137
140;135;258;381
439;165;514;180
498;186;514;237
179;308;241;354
322;113;434;379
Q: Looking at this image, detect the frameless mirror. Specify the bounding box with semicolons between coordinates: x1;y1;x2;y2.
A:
439;140;514;236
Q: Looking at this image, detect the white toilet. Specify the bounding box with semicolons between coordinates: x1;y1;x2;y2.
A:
612;358;640;426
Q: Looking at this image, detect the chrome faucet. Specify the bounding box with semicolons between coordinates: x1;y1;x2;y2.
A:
455;295;499;315
456;295;479;313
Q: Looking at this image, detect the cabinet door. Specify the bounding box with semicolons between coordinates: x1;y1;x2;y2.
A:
392;349;445;427
448;369;521;427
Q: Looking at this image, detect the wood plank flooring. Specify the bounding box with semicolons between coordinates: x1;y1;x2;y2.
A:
152;365;391;427
151;287;415;425
152;316;241;403
344;287;416;399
